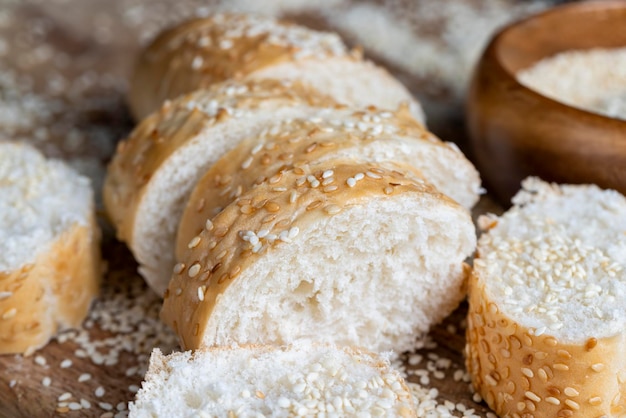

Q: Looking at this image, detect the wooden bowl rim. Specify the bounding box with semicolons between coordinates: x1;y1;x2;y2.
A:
487;0;626;128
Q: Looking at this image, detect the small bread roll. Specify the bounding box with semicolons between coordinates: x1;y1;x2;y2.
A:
0;142;100;355
162;160;475;353
128;13;425;123
129;344;416;417
176;108;481;260
466;177;626;417
104;79;338;295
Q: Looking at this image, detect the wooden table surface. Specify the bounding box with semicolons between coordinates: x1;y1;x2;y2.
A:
0;0;559;416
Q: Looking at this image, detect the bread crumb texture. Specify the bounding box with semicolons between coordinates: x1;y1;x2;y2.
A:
129;345;416;417
467;177;626;417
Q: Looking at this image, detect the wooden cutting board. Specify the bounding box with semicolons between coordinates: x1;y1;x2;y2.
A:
0;0;528;416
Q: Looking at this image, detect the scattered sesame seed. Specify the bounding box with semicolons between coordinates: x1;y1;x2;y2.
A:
78;373;91;382
41;377;51;387
60;359;73;369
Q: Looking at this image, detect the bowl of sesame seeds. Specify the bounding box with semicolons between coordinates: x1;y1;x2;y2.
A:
466;0;626;205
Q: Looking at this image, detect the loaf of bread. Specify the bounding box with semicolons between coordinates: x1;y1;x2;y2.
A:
128;13;425;123
162;159;475;353
104;79;338;295
466;177;626;417
0;142;100;355
105;79;479;296
129;344;417;417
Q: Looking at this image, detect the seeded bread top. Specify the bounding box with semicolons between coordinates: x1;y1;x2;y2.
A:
129;13;351;119
0;142;92;272
476;177;626;343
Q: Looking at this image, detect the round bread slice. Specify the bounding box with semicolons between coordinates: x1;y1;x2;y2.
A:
466;177;626;417
176;108;481;260
0;142;100;355
128;344;417;418
162;160;475;353
104;79;339;296
128;13;425;123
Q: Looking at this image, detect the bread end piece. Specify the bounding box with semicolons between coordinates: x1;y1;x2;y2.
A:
129;344;417;417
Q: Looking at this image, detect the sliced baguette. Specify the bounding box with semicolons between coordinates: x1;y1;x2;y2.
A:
466;177;626;417
0;142;100;355
128;344;417;417
176;107;481;261
104;79;339;295
162;160;475;353
128;13;425;123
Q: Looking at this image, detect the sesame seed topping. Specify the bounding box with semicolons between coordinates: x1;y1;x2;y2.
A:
173;263;185;274
346;178;356;187
58;393;72;402
564;399;580;410
188;263;201;278
564;387;579;397
2;308;17;320
324;205;341;215
60;359;73;368
0;291;13;300
95;387;105;398
525;391;541;402
365;171;382;179
546;397;560;405
188;236;201;249
42;377;51;387
198;286;205;301
322;170;334;179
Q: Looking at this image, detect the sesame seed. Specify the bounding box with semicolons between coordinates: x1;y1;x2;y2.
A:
525;391;541;402
78;373;91;382
58;393;72;402
41;377;51;387
188;263;201;278
173;263;185;274
95;387;105;398
98;402;113;411
241;156;253;169
322;170;334;178
0;292;13;300
365;171;382;179
198;286;205;301
324;205;341;215
2;308;17;320
346;178;356;187
34;355;46;366
564;387;579;397
60;359;72;369
68;402;82;411
81;399;91;409
188;236;201;249
546;397;560;405
564;399;580;410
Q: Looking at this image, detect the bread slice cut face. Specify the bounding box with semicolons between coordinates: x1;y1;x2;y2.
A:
162;160;475;353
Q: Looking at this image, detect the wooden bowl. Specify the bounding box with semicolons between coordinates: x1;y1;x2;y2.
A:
467;1;626;205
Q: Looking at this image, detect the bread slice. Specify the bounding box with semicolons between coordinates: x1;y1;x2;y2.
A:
129;344;416;417
128;13;425;123
176;108;481;261
106;79;479;296
104;79;338;295
162;160;475;353
466;177;626;417
0;142;100;355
